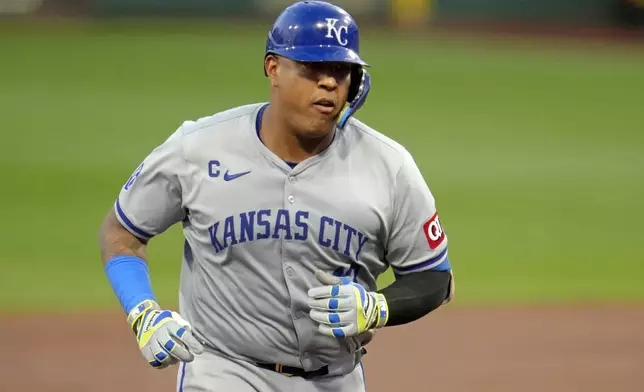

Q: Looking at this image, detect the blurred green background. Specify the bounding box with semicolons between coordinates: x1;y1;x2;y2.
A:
1;15;643;313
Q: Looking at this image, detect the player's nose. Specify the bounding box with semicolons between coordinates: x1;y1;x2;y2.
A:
317;74;338;91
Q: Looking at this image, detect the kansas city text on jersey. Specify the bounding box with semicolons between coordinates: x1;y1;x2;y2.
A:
208;209;369;262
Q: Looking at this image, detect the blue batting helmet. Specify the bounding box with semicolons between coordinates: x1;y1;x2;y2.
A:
264;1;371;128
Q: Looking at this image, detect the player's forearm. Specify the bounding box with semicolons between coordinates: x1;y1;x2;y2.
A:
99;209;148;264
378;270;452;327
99;208;157;316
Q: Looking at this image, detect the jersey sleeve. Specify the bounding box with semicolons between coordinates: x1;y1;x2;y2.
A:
114;128;187;241
385;150;450;275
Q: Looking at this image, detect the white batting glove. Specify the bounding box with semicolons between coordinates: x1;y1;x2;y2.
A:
127;300;204;369
308;270;389;338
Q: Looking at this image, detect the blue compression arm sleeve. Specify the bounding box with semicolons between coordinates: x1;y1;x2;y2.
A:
105;255;157;314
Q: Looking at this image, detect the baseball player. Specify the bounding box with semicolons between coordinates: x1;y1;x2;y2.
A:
98;1;454;391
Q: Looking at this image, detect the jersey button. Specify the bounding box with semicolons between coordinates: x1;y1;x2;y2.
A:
286;267;294;276
287;195;295;204
289;176;296;183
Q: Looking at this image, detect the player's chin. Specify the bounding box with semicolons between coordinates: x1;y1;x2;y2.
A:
308;108;340;128
304;118;338;137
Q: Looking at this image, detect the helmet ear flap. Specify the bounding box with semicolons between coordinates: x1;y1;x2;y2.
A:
338;66;371;129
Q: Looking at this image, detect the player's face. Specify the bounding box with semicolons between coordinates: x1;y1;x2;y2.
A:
269;56;352;137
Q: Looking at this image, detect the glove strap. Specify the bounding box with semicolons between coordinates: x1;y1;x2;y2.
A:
127;299;160;334
372;293;389;329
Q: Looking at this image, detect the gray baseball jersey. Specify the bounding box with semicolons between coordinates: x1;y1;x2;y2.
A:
115;102;449;377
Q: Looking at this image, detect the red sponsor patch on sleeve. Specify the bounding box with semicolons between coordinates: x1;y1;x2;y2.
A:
423;212;445;249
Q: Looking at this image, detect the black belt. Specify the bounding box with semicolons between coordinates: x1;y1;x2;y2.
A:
257;363;329;379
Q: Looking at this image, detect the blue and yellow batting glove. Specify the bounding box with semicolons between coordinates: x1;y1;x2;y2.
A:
127;300;204;369
307;270;389;338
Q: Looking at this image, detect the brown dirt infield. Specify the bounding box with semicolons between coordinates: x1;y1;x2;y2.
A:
3;305;643;392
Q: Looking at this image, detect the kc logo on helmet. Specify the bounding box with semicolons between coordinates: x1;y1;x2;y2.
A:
325;18;348;46
423;212;446;249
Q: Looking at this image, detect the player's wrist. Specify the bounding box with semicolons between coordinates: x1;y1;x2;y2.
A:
104;254;157;317
371;293;389;329
127;299;161;334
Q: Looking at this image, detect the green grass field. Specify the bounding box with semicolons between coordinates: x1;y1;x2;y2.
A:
1;20;643;312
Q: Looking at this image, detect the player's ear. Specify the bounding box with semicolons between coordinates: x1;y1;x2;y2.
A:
265;55;279;87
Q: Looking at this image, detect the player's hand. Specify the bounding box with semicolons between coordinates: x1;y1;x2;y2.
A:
127;300;204;369
307;270;389;338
